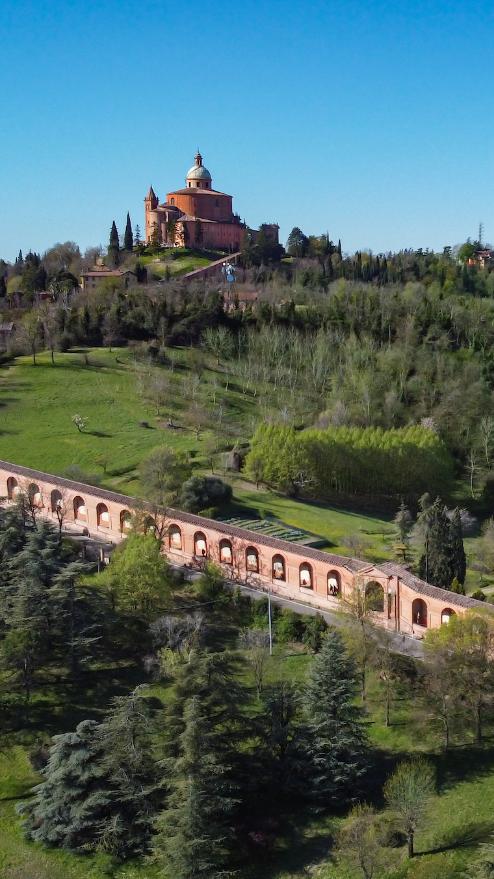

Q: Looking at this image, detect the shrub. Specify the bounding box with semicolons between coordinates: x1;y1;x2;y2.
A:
275;608;304;643
471;589;487;602
302;614;328;652
179;475;232;514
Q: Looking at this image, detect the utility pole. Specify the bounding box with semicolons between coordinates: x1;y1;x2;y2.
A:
267;585;273;656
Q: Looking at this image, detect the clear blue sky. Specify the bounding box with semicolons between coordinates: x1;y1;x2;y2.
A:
1;0;493;261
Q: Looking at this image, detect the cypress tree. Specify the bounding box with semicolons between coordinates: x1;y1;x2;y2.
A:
450;507;466;585
303;629;368;806
419;499;452;588
124;212;133;251
108;220;120;266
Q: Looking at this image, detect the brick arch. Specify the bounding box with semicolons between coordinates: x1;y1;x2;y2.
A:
120;509;132;534
50;489;63;513
441;607;456;625
365;580;385;613
272;553;286;582
28;482;43;507
6;476;19;499
246;546;259;573
73;495;87;521
219;538;233;565
299;562;313;589
412;597;428;628
327;570;341;597
194;531;208;557
168;523;183;550
96;502;110;528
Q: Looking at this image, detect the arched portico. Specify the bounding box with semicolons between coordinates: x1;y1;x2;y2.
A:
327;570;341;597
96;503;110;528
73;495;87;521
412;597;428;628
28;483;43;507
194;531;208;557
169;524;183;550
6;476;18;499
441;607;456;625
219;538;233;565
120;510;132;534
299;562;313;589
50;489;63;513
246;546;259;573
365;581;385;613
272;554;286;582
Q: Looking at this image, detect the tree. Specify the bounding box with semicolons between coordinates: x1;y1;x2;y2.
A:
71;414;87;433
336;804;384;879
425;614;494;744
16;311;41;365
108;220;120;266
134;224;141;246
124;212;133;251
384;758;435;858
303;629;368;806
38;303;60;364
256;681;304;803
139;446;192;510
418;498;466;589
394;500;413;542
97;532;172;617
202;325;234;366
239;628;270;697
154;652;245;878
286;227;309;257
20;719;109;850
179;475;232;514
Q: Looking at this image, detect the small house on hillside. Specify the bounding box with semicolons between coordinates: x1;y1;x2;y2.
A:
80;267;137;292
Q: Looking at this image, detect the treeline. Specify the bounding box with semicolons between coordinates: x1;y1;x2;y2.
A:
245;423;454;502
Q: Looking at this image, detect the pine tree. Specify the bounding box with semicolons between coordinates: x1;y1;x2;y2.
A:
154;694;239;879
124;212;133;251
108;220;120;266
303;629;368;806
134;224;141;246
20;719;109;849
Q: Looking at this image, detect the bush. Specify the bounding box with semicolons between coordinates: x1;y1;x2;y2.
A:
471;589;487;602
275;608;304;643
302;614;328;652
195;562;229;602
180;475;232;514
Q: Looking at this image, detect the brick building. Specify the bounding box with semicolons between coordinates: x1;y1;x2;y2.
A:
144;151;278;252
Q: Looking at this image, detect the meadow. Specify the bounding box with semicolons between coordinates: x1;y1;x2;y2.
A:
0;346;488;591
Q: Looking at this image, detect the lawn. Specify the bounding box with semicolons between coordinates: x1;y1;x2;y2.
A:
0;347;487;589
139;247;223;279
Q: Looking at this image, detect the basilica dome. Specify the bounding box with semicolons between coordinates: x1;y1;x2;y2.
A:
186;151;212;186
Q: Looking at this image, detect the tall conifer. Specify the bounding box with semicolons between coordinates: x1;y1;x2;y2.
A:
303;629;368;806
124;212;133;251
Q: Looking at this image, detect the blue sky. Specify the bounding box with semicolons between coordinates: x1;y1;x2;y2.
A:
1;0;493;260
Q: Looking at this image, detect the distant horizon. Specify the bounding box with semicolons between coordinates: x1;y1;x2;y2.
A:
1;0;493;263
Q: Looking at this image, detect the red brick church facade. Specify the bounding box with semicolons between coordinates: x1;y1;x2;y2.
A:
144;151;278;252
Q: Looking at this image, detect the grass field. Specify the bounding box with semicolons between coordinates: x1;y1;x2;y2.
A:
0;346;489;589
139;247;223;279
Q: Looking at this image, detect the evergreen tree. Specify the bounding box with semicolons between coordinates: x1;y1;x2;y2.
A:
418;499;466;588
124;212;133;251
303;629;368;806
450;507;466;585
286;227;308;257
108;220;120;266
97;688;161;856
20;719;109;849
154;694;239;879
134;224;141;246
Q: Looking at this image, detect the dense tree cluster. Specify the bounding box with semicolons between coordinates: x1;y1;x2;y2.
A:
246;423;453;502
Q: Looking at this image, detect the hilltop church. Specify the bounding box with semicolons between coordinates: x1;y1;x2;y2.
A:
144;151;278;252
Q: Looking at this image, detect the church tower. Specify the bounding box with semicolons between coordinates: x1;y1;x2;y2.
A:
144;185;159;243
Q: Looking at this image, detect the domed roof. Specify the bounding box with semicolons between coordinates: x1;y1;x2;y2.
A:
186;150;212;181
187;164;212;180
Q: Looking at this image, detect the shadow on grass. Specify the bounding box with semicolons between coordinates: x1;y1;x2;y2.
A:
422;819;494;856
87;430;113;438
